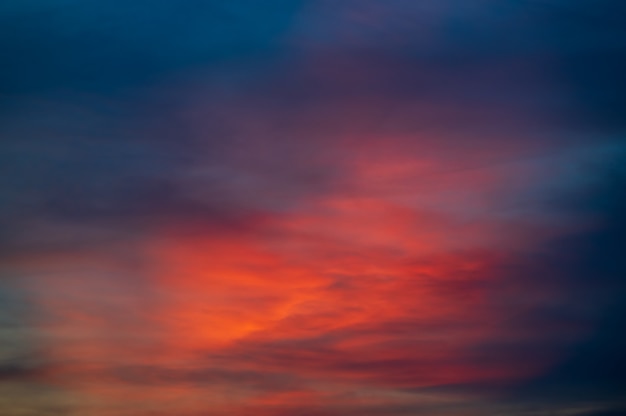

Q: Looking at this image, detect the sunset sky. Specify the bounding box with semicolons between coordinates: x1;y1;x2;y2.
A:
1;1;625;415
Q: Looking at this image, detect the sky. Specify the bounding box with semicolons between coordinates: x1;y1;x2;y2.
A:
0;1;625;415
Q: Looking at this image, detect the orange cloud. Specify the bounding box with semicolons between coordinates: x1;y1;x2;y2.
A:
7;139;580;415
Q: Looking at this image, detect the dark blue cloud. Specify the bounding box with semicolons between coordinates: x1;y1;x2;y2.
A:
490;159;626;409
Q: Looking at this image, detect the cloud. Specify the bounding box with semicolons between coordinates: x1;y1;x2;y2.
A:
1;1;625;415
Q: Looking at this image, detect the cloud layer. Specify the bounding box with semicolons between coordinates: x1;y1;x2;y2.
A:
1;1;625;415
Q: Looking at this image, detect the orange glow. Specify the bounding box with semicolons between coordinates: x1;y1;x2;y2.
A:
11;145;570;415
